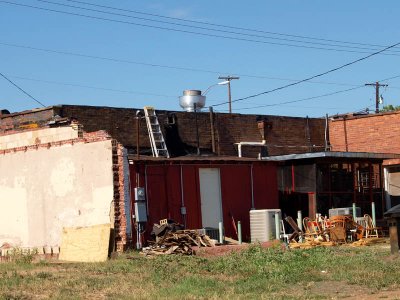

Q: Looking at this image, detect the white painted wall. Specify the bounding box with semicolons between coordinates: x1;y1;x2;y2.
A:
0;127;79;150
0;139;114;248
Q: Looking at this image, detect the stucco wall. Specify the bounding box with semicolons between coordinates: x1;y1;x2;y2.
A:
0;139;114;248
0;127;79;150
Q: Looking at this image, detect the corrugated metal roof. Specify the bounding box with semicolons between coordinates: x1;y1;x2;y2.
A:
262;151;400;161
384;204;400;218
128;154;264;162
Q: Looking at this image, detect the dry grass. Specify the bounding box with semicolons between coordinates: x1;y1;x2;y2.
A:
1;243;400;299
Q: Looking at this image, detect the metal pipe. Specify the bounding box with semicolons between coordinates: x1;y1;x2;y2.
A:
238;221;242;244
297;210;303;231
275;212;280;240
144;165;149;213
306;116;312;152
297;210;303;242
236;140;266;157
136;223;141;249
228;80;232;114
352;203;356;220
384;167;392;209
209;107;216;153
136;116;140;159
250;164;255;209
180;165;187;228
372;201;376;226
194;103;200;155
219;221;223;244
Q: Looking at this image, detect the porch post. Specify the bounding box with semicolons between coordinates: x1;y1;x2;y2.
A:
308;192;317;219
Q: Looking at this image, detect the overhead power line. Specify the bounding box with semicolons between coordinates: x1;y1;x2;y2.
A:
0;72;45;107
211;42;400;107
8;74;177;98
64;0;399;50
233;86;364;111
3;41;400;90
30;0;400;55
1;0;400;56
232;73;400;112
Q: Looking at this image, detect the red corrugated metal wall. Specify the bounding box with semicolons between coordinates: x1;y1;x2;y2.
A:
220;165;252;240
252;163;279;209
129;162;278;243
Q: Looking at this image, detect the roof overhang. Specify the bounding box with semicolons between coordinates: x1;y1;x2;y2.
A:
262;151;400;162
128;155;267;163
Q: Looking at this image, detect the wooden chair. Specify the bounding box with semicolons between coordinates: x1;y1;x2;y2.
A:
280;220;291;243
303;217;325;241
329;215;353;243
284;216;303;242
364;214;381;238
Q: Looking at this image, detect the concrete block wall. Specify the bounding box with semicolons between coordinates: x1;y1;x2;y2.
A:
329;112;400;153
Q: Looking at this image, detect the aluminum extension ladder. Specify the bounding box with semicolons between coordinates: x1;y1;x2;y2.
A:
143;106;170;158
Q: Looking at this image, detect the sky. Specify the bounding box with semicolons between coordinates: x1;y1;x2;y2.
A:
0;0;399;117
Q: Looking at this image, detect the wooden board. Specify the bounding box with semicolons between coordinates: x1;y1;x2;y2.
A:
59;223;111;262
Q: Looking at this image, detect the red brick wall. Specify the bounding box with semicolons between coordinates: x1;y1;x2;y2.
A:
329;112;400;153
56;105;325;157
112;141;128;252
2;105;326;157
0;107;55;132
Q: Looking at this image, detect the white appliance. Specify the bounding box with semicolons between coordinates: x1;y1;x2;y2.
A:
329;207;361;218
250;209;281;243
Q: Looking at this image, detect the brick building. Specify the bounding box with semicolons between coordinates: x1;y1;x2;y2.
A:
0;104;326;158
329;111;400;153
329;111;400;208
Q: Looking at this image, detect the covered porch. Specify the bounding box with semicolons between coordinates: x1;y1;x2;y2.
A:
264;152;400;224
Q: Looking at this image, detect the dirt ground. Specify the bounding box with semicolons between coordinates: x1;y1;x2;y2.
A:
304;281;400;299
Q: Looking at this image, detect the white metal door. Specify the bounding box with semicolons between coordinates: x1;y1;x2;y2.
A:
199;168;223;228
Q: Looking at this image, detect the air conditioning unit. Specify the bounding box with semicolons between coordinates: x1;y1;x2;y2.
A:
250;209;281;243
329;207;361;218
197;227;219;241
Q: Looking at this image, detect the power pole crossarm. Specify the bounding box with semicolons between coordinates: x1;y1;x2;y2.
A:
365;81;388;113
218;75;240;114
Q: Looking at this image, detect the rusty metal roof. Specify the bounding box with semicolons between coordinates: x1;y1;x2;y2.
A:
128;154;265;163
384;204;400;218
262;151;400;162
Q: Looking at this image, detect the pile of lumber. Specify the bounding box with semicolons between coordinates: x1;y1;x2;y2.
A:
289;240;336;249
349;237;387;247
142;230;215;256
289;237;387;249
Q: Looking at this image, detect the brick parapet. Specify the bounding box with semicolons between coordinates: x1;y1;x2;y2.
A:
0;104;326;157
329;113;400;154
112;143;128;252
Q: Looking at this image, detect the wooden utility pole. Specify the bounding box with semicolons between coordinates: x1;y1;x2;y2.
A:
365;81;388;113
218;75;239;114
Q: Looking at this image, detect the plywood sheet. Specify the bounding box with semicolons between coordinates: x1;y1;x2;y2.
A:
59;223;111;262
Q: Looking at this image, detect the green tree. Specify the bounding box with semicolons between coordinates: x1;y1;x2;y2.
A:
381;104;400;112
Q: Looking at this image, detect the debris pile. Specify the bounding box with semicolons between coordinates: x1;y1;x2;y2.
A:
349;237;386;247
142;220;216;256
289;240;336;249
143;230;215;256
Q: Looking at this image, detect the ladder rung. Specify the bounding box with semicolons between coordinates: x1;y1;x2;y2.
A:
144;106;169;158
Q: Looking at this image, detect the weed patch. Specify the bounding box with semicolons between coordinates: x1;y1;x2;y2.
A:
0;244;399;299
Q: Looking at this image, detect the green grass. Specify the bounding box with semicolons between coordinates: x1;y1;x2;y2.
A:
0;243;400;299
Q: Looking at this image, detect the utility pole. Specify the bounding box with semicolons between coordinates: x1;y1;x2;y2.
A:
365;81;388;113
218;75;239;114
